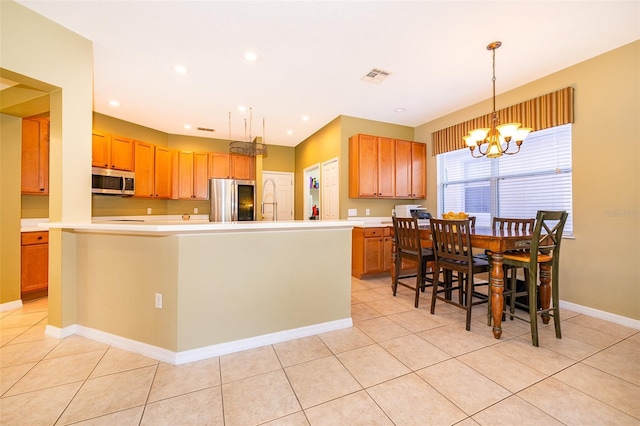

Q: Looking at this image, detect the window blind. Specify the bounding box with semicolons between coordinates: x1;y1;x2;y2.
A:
437;124;573;234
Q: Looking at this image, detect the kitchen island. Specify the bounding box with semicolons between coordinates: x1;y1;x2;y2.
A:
46;219;357;364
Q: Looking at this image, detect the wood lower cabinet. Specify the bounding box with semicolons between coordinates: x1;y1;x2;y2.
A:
352;226;394;278
21;117;49;195
21;231;48;297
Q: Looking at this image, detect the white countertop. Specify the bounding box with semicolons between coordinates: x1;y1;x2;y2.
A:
347;216;393;228
44;217;362;236
21;218;49;233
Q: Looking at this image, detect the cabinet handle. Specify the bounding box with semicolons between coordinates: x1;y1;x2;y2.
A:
37;236;43;240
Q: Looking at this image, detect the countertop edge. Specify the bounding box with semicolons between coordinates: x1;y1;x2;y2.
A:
44;220;364;235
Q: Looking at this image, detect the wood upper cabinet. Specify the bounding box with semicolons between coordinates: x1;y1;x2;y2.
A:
154;146;172;199
230;154;255;180
92;131;110;168
209;152;230;178
92;132;134;171
134;141;154;197
21;231;48;295
21;117;49;195
173;151;209;200
395;139;426;199
349;134;395;198
134;141;172;199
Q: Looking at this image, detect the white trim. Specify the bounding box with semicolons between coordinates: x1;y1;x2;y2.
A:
0;299;23;312
175;317;352;365
560;300;640;330
43;317;353;365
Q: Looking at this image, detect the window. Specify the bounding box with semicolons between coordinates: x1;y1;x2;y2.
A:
437;124;573;235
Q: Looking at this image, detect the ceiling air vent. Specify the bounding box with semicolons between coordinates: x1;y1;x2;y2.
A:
197;127;215;132
361;68;391;84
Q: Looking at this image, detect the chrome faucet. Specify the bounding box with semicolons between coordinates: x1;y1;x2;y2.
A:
261;178;277;221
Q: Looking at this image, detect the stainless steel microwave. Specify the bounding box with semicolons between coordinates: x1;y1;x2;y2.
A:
91;167;135;196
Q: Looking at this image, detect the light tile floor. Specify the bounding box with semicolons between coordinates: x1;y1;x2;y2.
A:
1;277;639;425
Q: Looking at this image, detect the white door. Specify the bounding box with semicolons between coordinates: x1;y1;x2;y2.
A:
262;172;294;221
321;158;339;220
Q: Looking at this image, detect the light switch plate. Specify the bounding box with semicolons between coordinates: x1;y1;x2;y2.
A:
365;209;370;216
348;208;357;216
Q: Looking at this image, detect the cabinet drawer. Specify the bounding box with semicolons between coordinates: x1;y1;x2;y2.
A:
364;228;384;238
21;231;48;245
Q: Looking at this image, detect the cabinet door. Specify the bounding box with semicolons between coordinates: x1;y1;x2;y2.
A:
154;146;172;199
394;139;413;198
21;117;49;195
92;131;110;168
193;152;209;199
110;135;134;171
349;134;378;198
209;152;230;178
176;151;195;199
363;237;383;274
21;232;49;294
411;142;426;199
230;154;254;180
134;141;154;198
377;137;395;197
383;236;394;272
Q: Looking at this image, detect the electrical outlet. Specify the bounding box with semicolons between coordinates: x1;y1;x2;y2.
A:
194;207;198;214
348;208;357;217
365;208;370;216
147;208;152;215
155;293;163;309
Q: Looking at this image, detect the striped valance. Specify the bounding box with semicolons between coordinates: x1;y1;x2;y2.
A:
431;87;574;156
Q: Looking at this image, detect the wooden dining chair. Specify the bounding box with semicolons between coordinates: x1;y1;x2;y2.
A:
490;210;568;346
429;218;491;330
392;217;435;308
488;217;536;321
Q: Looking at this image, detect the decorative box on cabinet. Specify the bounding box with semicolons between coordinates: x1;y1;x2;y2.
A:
21;231;48;298
352;226;394;278
21;117;49;195
92;131;134;171
349;134;395;198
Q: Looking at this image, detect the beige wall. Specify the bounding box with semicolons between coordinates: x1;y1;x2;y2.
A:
1;1;93;327
415;40;640;320
294;115;420;219
0;114;22;303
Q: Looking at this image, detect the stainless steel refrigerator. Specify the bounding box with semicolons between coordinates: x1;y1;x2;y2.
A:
209;178;256;222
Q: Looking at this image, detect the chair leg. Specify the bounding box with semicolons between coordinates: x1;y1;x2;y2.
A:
487;272;493;326
528;274;539;347
552;266;562;339
465;273;473;331
430;267;440;314
392;256;400;297
414;273;422;308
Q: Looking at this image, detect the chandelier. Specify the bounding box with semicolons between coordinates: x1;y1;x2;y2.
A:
463;41;531;158
228;108;268;157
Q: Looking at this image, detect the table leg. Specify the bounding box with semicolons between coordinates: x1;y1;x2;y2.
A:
490;251;505;338
539;264;552;324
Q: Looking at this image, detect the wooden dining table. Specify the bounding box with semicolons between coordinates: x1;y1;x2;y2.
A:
415;225;537;339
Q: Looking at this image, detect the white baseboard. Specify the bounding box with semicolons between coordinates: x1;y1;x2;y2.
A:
0;299;23;312
560;300;640;330
44;317;353;365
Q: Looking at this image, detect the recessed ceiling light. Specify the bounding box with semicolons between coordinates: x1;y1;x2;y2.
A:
244;51;257;62
287;130;293;135
238;106;246;112
174;65;188;74
184;124;192;129
302;115;309;121
395;108;406;113
109;100;120;107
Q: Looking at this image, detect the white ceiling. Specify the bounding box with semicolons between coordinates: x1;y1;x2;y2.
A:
16;1;640;147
